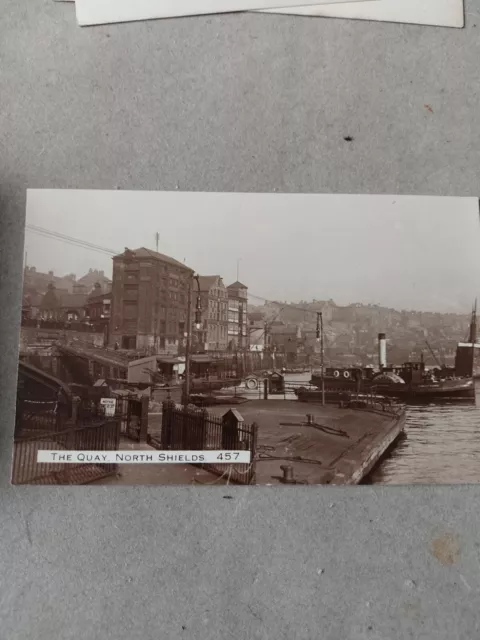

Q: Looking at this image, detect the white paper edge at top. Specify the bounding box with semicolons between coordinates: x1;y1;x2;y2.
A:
258;0;465;28
75;0;368;26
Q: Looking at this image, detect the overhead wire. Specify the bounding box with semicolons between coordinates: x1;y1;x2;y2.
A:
27;225;118;255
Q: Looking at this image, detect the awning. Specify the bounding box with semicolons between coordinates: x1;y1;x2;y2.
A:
191;355;213;363
157;357;183;364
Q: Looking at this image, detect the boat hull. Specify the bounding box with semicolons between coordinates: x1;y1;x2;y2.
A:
310;376;475;403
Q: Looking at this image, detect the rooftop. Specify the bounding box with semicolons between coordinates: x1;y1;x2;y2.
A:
60;293;89;308
114;247;192;271
227;281;248;290
197;275;223;291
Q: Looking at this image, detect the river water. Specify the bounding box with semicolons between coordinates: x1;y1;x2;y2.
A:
281;372;480;485
371;380;480;485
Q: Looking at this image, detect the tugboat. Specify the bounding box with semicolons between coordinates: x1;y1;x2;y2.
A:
309;333;475;404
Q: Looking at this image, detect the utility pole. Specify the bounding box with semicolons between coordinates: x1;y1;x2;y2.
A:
153;278;159;354
183;274;202;407
316;312;325;406
155;232;159;253
183;277;193;406
264;321;269;365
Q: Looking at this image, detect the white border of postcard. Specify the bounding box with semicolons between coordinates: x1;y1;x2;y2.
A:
75;0;369;26
259;0;465;29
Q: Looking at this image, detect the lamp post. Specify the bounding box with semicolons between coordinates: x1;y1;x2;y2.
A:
316;312;325;406
183;273;202;406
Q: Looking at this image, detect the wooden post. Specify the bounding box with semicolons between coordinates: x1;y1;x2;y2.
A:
71;395;81;424
138;396;149;443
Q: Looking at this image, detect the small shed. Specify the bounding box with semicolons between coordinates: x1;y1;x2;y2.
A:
190;354;214;378
268;371;285;394
157;357;185;381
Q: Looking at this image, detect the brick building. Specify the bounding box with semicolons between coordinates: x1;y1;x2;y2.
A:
227;281;248;349
109;247;193;353
195;276;228;352
84;283;112;342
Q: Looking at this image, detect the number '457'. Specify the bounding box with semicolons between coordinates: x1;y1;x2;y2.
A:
217;452;239;461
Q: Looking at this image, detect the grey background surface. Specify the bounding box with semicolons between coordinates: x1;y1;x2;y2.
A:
2;1;480;638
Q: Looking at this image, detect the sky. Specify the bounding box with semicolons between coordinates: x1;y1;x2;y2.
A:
24;190;480;314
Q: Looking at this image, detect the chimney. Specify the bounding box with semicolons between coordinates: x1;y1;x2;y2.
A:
378;333;387;370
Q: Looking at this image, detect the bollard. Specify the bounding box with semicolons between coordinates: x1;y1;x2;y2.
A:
306;414;314;425
280;464;295;484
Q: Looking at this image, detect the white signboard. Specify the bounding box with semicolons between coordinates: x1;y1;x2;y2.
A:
100;398;116;417
37;450;251;464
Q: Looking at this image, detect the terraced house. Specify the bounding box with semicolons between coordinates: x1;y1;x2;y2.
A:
196;276;228;352
227;281;248;349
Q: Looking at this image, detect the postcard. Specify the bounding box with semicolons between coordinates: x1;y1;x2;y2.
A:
75;0;367;25
259;0;465;28
14;189;480;486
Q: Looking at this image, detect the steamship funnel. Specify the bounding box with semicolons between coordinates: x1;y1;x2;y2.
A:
378;333;387;370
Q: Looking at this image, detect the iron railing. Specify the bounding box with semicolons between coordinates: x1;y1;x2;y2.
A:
12;419;120;485
148;401;257;484
15;397;70;438
113;394;148;442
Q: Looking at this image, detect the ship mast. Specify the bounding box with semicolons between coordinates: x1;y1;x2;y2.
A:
468;298;477;344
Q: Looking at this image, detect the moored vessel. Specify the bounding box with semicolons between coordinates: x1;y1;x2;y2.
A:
311;332;475;404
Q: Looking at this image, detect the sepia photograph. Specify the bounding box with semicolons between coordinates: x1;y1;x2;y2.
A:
14;189;480;486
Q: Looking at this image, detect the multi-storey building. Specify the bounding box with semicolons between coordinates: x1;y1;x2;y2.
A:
227;281;248;349
195;276;228;352
109;247;193;353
